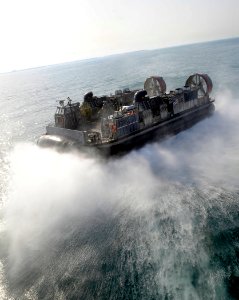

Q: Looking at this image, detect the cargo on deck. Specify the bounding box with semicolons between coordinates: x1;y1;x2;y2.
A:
38;73;215;155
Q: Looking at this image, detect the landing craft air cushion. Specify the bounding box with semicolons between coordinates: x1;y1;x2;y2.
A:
38;73;215;155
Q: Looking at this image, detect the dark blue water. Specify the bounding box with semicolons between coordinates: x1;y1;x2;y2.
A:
0;37;239;299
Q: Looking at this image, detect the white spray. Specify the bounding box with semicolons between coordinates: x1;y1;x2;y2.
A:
1;90;239;299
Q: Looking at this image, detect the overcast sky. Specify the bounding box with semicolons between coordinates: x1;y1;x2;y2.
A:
0;0;238;72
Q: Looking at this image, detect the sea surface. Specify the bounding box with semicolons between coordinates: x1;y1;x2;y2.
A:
0;38;239;299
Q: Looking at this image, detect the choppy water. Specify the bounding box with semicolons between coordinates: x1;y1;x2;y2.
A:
0;38;239;299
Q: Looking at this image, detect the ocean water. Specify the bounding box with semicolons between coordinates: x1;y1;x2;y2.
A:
0;38;239;299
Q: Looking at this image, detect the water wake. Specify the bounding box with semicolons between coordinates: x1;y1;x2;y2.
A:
1;91;239;299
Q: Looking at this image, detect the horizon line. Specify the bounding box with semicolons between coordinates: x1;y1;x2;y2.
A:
1;35;238;75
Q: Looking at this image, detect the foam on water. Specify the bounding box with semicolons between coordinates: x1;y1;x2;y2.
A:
0;90;239;299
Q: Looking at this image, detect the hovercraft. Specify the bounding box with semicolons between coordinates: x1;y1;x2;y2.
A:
38;73;215;155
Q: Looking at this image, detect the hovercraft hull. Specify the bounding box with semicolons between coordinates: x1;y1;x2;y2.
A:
96;101;214;155
38;101;214;156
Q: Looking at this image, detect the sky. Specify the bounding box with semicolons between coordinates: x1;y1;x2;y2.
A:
0;0;238;73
